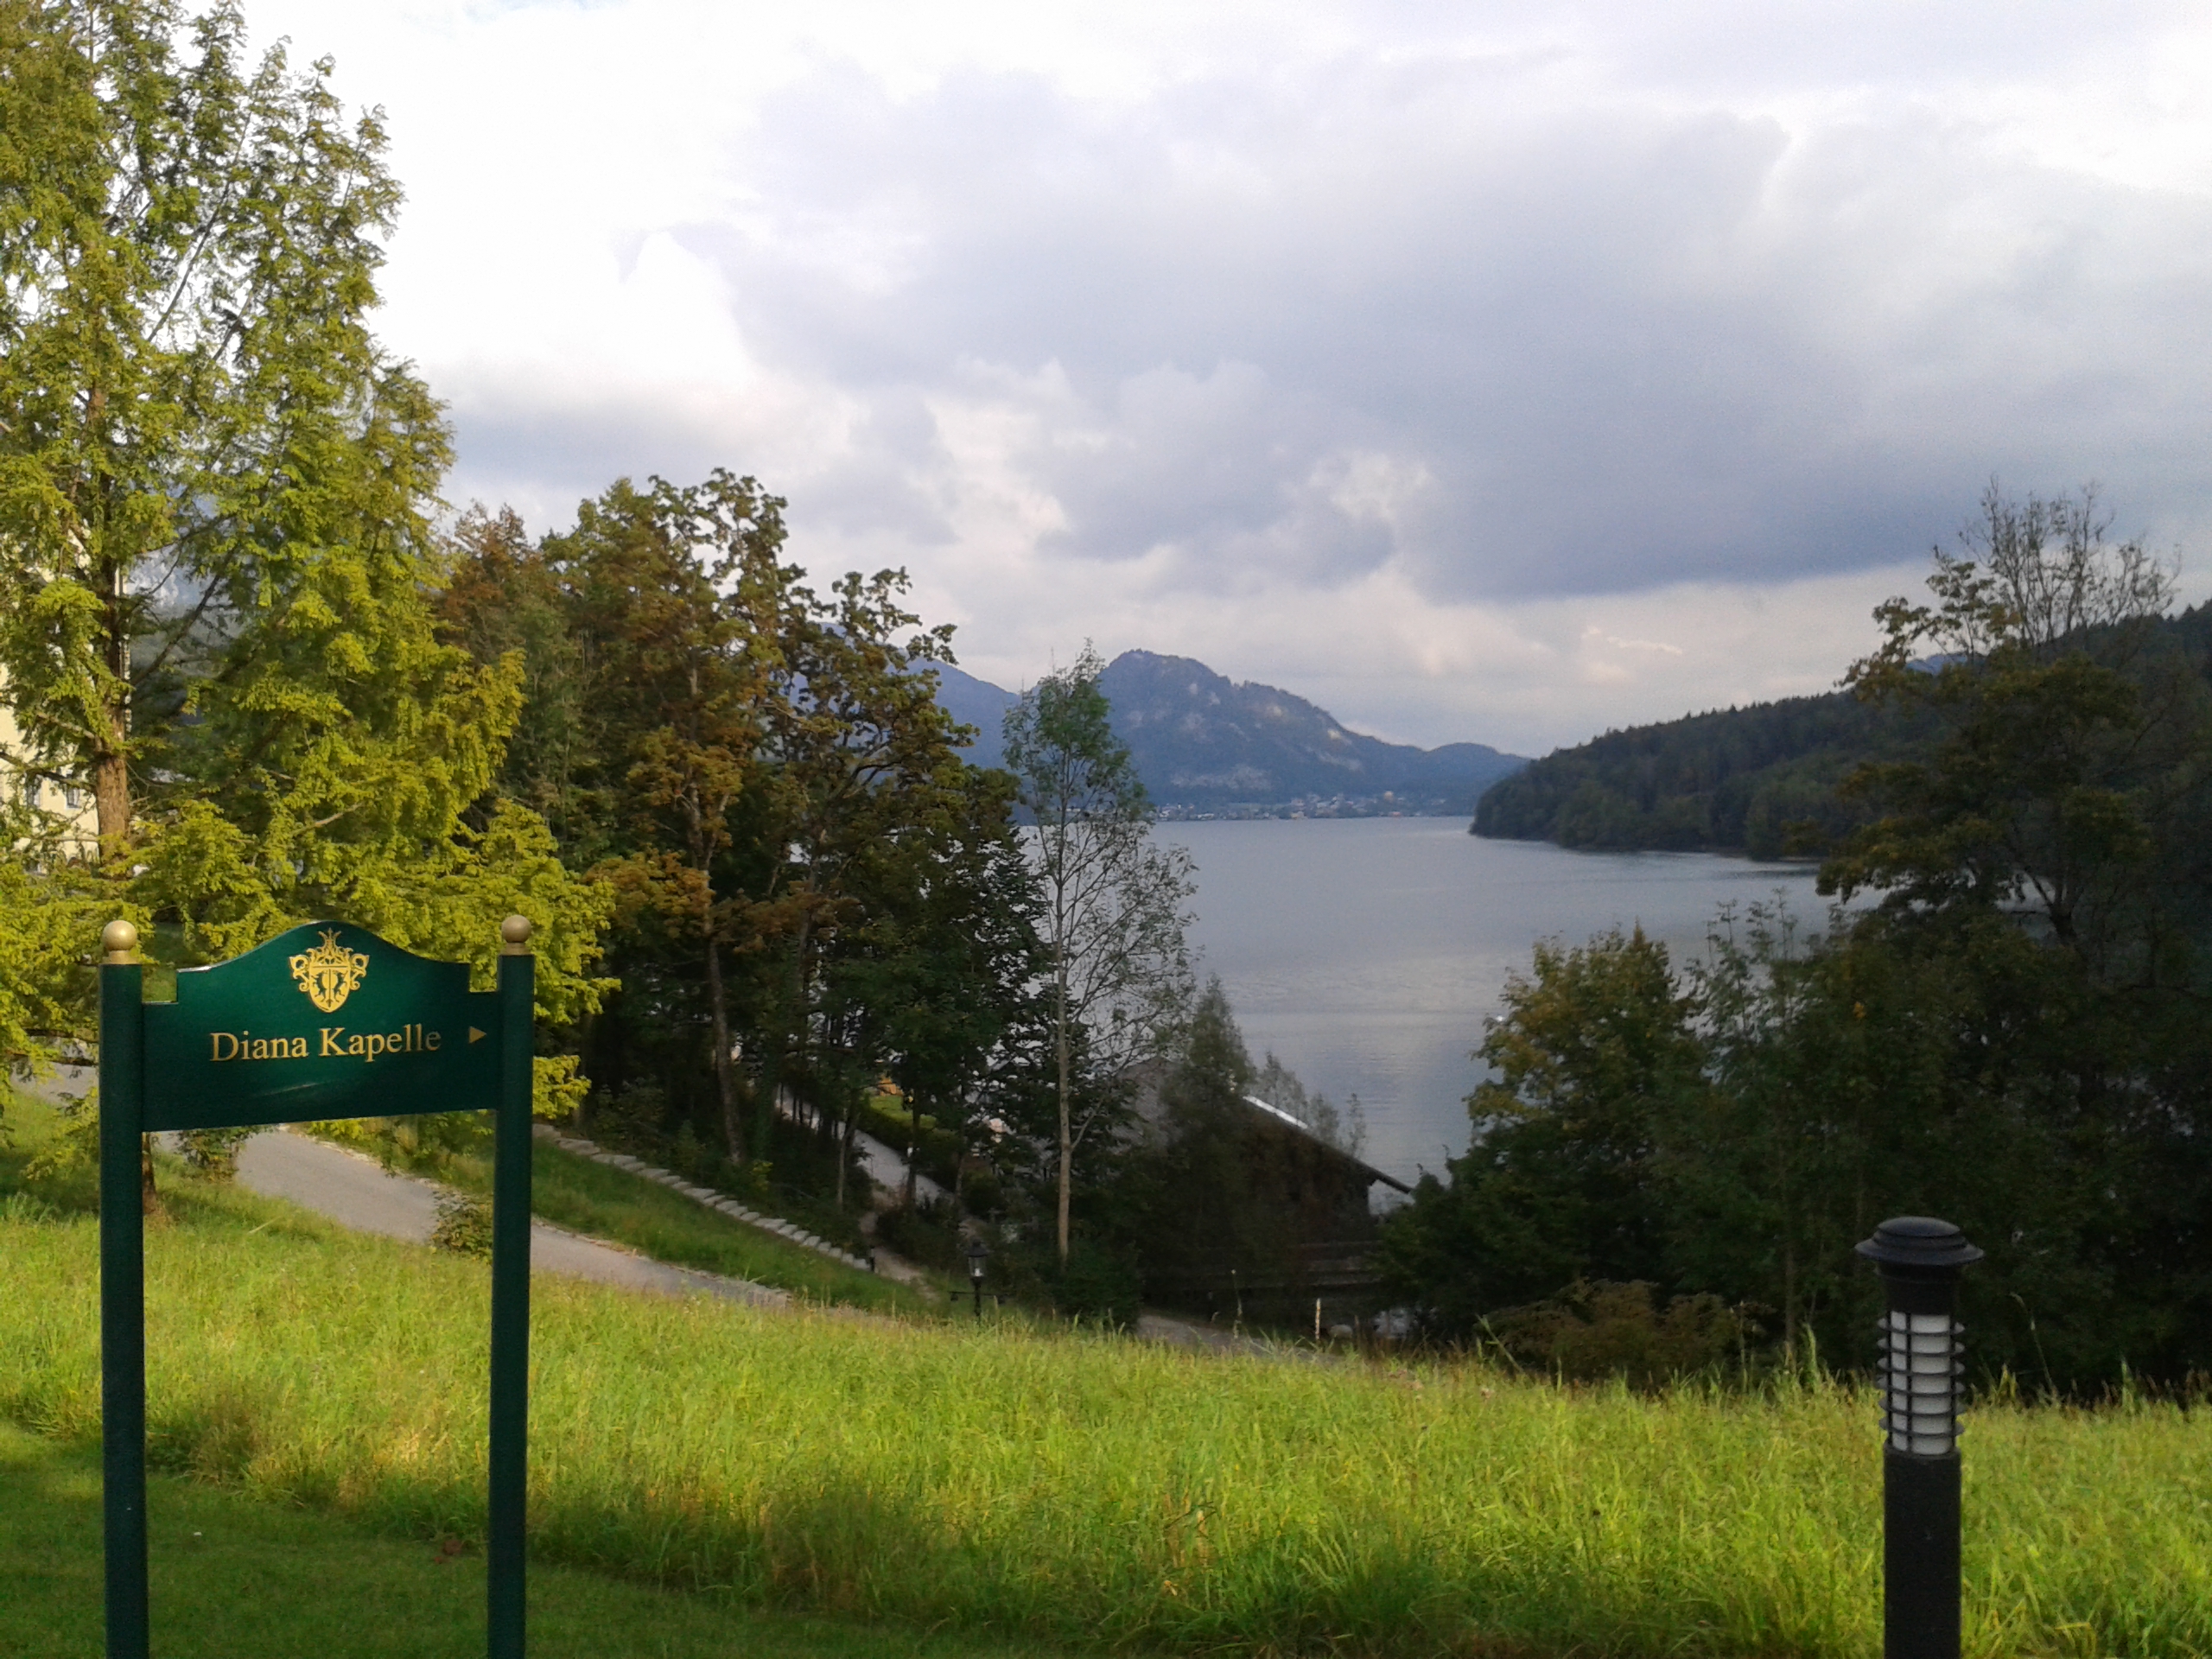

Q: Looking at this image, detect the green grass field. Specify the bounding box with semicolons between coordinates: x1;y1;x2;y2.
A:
5;1102;2210;1656
0;1423;1091;1658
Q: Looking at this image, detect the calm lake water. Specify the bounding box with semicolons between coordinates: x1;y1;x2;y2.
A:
1155;818;1823;1186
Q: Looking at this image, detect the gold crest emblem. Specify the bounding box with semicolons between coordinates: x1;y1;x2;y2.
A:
289;928;370;1014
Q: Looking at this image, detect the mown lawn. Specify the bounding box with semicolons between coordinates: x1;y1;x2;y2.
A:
4;1153;2211;1658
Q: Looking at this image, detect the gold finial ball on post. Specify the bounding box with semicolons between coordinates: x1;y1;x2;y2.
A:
499;914;534;956
102;918;140;964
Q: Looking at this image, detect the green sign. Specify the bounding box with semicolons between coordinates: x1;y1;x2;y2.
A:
99;917;537;1659
143;924;502;1131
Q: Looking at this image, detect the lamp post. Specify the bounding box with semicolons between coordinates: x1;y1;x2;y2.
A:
1856;1216;1982;1659
965;1239;989;1322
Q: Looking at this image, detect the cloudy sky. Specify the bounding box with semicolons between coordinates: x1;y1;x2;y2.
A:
258;0;2212;753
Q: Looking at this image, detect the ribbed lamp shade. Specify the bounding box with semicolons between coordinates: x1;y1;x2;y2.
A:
1857;1216;1982;1459
1879;1309;1964;1456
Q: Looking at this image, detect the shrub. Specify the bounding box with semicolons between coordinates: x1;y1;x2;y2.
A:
874;1198;964;1273
1052;1240;1143;1329
176;1128;255;1182
429;1192;493;1258
1491;1279;1757;1388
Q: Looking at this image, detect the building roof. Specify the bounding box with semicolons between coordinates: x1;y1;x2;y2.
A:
1236;1093;1413;1193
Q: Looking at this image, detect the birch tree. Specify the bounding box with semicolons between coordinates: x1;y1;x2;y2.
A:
1003;645;1193;1264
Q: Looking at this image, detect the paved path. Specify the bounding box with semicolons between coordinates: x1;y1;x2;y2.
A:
235;1131;787;1309
849;1122;946;1205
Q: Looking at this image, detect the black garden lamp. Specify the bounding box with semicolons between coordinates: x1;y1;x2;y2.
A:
1855;1216;1983;1659
964;1239;990;1321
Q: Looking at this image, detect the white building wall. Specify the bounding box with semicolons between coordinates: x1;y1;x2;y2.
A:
0;680;99;849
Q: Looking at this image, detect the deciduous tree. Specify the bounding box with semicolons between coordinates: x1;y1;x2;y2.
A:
1002;645;1193;1263
1;1;613;1143
1377;925;1703;1331
533;475;777;1158
1823;483;2210;980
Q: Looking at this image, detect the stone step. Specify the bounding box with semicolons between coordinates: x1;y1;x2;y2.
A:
541;1128;874;1274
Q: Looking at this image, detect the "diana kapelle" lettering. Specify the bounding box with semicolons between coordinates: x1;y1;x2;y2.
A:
208;1024;444;1064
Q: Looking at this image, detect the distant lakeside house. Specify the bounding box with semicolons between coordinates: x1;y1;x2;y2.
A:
1128;1076;1412;1332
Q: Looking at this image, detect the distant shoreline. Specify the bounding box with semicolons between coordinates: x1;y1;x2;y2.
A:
1151;801;1471;822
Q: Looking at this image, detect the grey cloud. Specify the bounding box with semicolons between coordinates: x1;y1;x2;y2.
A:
721;43;2194;597
443;395;739;528
1019;364;1406;586
470;24;2212;600
791;389;960;544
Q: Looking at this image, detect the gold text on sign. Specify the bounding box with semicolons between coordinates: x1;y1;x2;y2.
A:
208;1033;310;1062
317;1025;443;1061
289;929;370;1014
207;1024;443;1063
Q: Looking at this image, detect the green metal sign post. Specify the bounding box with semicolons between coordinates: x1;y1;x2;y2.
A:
97;915;537;1659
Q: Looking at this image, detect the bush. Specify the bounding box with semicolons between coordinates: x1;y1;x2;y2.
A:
177;1128;255;1182
1052;1240;1143;1329
858;1098;962;1190
307;1110;490;1175
957;1165;1003;1219
874;1198;965;1273
1490;1280;1757;1388
429;1192;493;1258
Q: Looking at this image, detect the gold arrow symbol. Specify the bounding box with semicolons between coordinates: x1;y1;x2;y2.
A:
469;1027;486;1045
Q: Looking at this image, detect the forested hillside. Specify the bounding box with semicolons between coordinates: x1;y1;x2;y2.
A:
1471;691;1903;855
1476;599;2212;855
1102;651;1523;813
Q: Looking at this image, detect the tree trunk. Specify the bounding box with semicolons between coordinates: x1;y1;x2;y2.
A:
1783;1235;1798;1365
690;810;741;1162
94;744;131;855
835;1100;859;1211
95;555;132;855
1777;1139;1797;1364
754;899;816;1162
703;929;741;1162
1056;962;1072;1266
904;1096;919;1212
752;1044;781;1164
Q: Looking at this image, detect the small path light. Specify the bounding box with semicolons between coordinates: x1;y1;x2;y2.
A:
965;1239;990;1322
1857;1216;1983;1659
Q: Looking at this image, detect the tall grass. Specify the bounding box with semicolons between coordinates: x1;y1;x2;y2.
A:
0;1423;1086;1659
4;1185;2209;1656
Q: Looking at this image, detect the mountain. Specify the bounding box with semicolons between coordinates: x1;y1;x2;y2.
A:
927;660;1022;769
927;650;1526;816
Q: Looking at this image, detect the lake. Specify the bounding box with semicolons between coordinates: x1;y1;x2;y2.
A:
1154;818;1824;1186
